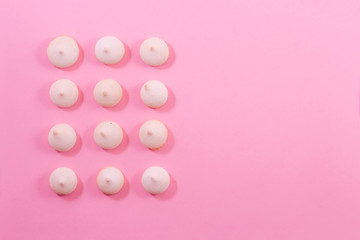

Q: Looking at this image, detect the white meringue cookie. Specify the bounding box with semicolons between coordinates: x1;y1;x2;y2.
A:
140;37;169;66
93;79;123;107
47;36;79;68
97;167;125;195
48;124;77;152
94;121;123;149
140;80;168;108
139;120;168;150
49;79;79;108
49;167;78;195
95;36;125;64
142;166;170;194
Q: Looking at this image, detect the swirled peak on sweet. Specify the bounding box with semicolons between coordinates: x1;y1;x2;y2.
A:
93;79;123;107
141;80;168;108
142;166;170;194
94;121;123;149
47;36;80;68
97;167;125;195
139;120;168;150
140;37;169;66
48;123;77;152
95;36;125;64
49;167;78;195
49;79;79;108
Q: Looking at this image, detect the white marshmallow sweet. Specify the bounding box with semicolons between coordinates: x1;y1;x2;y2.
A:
140;37;169;66
47;36;80;68
48;124;77;152
140;80;168;108
139;120;168;150
93;79;123;107
96;167;125;195
94;121;123;149
49;79;79;108
49;167;78;195
95;36;125;64
142;166;170;194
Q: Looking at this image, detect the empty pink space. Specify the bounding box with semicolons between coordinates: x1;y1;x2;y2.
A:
1;0;360;239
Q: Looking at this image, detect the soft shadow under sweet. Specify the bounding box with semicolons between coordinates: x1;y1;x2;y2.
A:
154;174;177;200
154;42;176;69
153;127;175;154
60;86;84;112
60;176;83;201
103;86;129;112
109;176;130;200
106;43;132;69
103;129;129;154
58;132;82;157
154;87;176;112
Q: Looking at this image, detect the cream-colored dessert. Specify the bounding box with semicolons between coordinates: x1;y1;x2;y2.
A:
48;124;77;152
139;120;168;150
47;36;79;68
49;79;79;108
140;80;168;108
94;121;123;149
96;167;125;195
93;79;123;107
49;167;78;195
95;36;125;64
140;37;169;66
141;166;170;194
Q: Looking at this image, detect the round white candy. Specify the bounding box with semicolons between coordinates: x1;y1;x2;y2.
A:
93;79;123;107
94;121;123;149
140;37;169;66
95;36;125;64
49;167;78;195
97;167;125;195
142;166;170;194
140;80;168;108
48;124;77;152
139;120;168;150
49;79;79;108
47;36;79;68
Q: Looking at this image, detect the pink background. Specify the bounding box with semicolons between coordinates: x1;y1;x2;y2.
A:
1;0;360;239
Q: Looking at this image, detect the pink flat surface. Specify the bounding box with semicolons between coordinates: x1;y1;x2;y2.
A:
1;0;360;239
